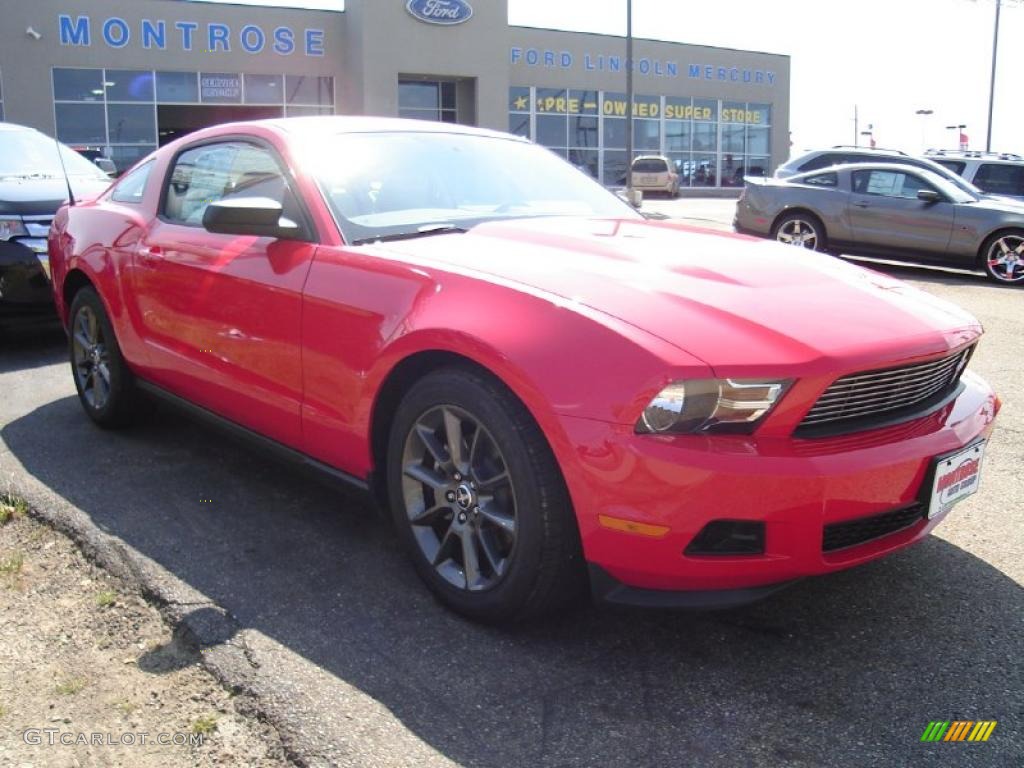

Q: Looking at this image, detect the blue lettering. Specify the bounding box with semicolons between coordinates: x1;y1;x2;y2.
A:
273;27;294;55
510;46;522;64
653;60;663;76
240;25;265;54
667;61;678;77
560;51;572;68
585;53;595;70
688;64;701;79
717;67;727;80
638;58;650;74
102;17;130;48
58;14;90;47
608;55;621;72
208;23;230;52
525;49;538;65
141;19;166;50
767;72;775;85
704;65;714;79
305;28;324;56
755;71;764;84
544;50;554;66
176;21;198;51
730;67;739;81
743;69;752;83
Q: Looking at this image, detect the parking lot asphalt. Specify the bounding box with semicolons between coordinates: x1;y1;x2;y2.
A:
1;207;1021;766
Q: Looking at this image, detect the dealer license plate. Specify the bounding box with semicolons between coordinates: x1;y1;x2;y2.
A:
928;441;985;519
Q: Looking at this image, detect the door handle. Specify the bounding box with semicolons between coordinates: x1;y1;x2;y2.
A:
853;202;870;209
138;245;163;262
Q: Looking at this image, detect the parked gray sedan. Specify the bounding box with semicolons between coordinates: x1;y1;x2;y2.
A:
734;162;1024;284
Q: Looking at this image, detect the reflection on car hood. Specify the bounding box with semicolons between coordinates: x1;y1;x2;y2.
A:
0;176;110;216
367;217;981;374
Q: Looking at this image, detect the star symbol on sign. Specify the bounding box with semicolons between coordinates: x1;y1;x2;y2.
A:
513;96;528;110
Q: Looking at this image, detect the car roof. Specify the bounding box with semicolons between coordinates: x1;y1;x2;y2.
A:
0;121;39;134
242;116;525;142
791;162;949;178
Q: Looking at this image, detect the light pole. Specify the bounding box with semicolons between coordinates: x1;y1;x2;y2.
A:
915;109;933;152
624;0;635;202
986;0;1001;151
946;124;967;150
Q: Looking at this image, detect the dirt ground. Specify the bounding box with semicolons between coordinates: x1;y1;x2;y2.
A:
0;497;292;768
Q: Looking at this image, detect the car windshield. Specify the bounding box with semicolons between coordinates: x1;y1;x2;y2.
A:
307;131;639;243
0;129;109;180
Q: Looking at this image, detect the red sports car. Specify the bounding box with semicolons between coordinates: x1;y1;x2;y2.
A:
48;118;999;622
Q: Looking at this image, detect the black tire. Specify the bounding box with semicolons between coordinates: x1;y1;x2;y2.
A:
979;230;1024;285
67;287;145;428
772;211;827;252
386;367;585;623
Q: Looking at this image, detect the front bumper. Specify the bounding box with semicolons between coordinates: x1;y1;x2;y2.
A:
560;370;998;600
0;239;55;326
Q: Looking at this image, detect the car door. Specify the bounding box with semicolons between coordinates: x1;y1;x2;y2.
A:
133;138;317;448
847;169;955;257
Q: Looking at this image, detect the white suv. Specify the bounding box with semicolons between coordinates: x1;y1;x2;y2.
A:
924;150;1024;200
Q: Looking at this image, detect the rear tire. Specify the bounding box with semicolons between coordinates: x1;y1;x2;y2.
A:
68;287;145;428
980;230;1024;285
386;367;585;623
772;212;827;252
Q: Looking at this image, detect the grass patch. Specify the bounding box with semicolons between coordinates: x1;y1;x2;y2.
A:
55;677;88;696
0;552;24;575
191;714;219;735
116;700;136;717
0;703;7;719
0;493;28;525
95;590;117;608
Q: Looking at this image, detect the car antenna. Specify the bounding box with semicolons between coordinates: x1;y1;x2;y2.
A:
53;134;75;207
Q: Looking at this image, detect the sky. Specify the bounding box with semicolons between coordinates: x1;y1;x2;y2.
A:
507;0;1024;160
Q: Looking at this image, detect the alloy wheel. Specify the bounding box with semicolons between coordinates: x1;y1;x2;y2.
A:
986;234;1024;283
401;405;518;592
776;219;819;249
71;305;112;410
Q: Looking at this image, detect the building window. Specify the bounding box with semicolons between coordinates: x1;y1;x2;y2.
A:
398;79;456;123
53;68;334;173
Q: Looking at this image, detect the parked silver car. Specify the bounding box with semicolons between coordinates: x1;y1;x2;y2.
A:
734;162;1024;284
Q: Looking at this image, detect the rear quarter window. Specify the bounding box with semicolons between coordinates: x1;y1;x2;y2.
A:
973;163;1024;196
801;172;838;187
798;153;841;172
109;160;153;204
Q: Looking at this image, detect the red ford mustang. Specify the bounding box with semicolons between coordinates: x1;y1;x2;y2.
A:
48;117;999;622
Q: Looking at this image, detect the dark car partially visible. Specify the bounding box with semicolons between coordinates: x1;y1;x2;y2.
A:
0;123;111;330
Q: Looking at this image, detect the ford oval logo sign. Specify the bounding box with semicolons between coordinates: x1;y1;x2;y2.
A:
406;0;473;26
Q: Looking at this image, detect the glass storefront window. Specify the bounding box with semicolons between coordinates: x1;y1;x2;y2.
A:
694;98;718;122
535;114;567;149
634;119;660;151
508;113;529;138
665;121;691;152
602;150;627;186
721;154;744;187
604;117;626;150
399;79;455;122
747;126;771;155
667;153;691;185
286;75;334;106
54;68;104;102
110;145;156;173
745;156;770;178
569;89;598;115
107;104;156;144
155;71;198;103
55;103;106;144
245;74;284;104
286;105;334;117
200;73;242;104
722;123;744;154
748;103;771;125
569;149;599;180
570;115;598;148
508;87;530;113
105;70;154;102
693;122;717;152
692;154;717;187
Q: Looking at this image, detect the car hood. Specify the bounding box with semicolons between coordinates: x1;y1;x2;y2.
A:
967;195;1024;214
0;176;110;216
363;217;981;375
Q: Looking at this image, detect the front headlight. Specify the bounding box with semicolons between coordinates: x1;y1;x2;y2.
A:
0;216;28;241
636;379;791;435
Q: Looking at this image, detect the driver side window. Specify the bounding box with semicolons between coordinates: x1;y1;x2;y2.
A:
162;141;300;226
852;170;937;200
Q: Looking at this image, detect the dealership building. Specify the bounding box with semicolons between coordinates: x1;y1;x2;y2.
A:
0;0;790;186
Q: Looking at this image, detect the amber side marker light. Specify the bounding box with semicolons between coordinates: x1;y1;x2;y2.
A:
598;514;670;539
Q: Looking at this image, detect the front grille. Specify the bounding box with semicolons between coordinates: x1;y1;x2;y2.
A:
822;504;924;552
22;215;54;238
799;347;972;433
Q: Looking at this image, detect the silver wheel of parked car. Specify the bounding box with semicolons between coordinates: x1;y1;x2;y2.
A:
400;404;518;592
983;233;1024;284
71;304;111;411
774;214;824;251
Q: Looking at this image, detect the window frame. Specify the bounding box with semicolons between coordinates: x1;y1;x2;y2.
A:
156;134;318;241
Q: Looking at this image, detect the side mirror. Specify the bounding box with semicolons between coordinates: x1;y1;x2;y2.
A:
917;189;942;204
201;197;304;240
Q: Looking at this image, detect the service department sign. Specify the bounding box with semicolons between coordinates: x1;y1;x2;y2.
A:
406;0;473;25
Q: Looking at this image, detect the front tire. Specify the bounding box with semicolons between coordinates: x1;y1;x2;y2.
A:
980;230;1024;284
386;367;584;623
68;287;144;428
773;212;826;252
